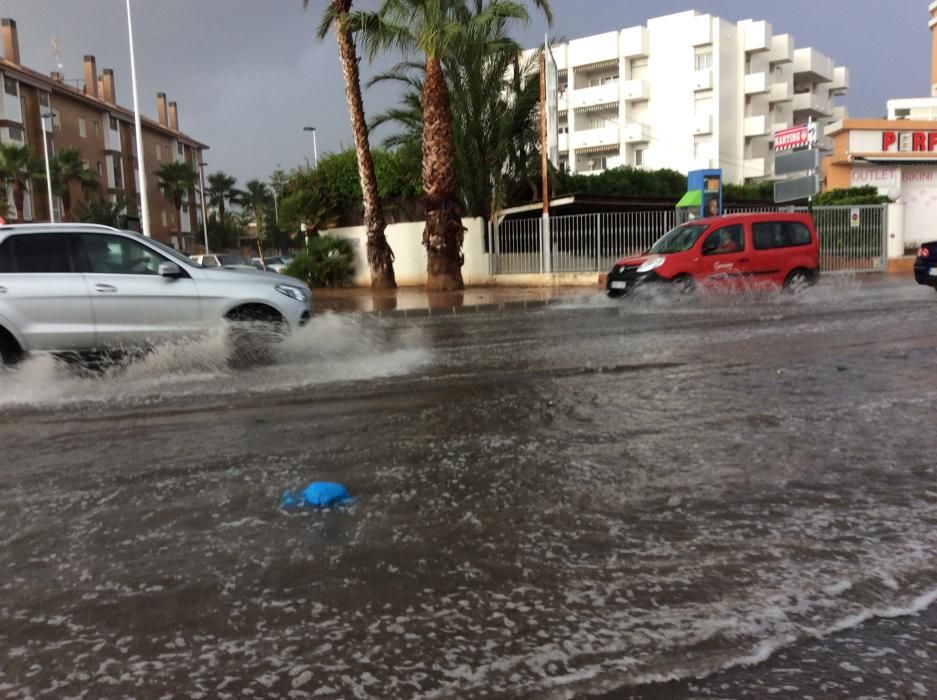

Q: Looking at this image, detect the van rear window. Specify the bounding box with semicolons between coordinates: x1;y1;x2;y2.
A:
752;222;812;250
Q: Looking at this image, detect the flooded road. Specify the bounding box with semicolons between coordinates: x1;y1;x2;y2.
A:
2;277;937;699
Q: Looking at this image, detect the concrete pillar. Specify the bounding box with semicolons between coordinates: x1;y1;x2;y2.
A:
156;93;168;126
1;18;20;64
83;55;98;98
886;202;905;259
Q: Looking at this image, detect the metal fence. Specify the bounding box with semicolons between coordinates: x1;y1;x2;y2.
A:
490;204;887;275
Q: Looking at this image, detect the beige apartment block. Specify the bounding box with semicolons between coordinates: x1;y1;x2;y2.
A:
0;18;208;250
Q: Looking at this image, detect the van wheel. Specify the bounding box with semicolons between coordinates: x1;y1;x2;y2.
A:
784;269;812;293
671;275;696;296
0;328;24;367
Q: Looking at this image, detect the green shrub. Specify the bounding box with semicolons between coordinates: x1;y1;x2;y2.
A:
283;235;355;288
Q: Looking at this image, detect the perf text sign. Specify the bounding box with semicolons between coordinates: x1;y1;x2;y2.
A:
882;131;937;152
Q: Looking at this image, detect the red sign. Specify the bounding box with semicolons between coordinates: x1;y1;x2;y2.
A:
774;124;817;152
882;131;937;152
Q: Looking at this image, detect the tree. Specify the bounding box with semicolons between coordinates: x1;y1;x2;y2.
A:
243;179;274;261
50;147;99;221
75;195;125;228
207;171;239;222
350;0;552;290
0;142;44;222
155;161;198;237
279;187;339;240
312;0;396;290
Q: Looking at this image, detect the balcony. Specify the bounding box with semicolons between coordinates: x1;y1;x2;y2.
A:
830;66;849;96
558;94;568;112
693;69;713;91
569;82;619;110
768;34;793;64
792;92;833;118
620;26;649;58
621;79;649;101
769;81;792;103
743;158;766;178
744;72;769;95
742;20;770;53
690;14;712;46
571;125;619;150
793;48;833;83
744;115;768;137
622;122;650;143
694;113;713;135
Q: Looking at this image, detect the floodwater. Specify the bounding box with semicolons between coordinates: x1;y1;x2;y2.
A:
1;277;937;699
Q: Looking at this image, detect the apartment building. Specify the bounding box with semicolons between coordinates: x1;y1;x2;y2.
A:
530;10;848;184
0;18;208;250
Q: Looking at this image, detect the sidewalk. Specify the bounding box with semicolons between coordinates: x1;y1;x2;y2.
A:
313;285;597;316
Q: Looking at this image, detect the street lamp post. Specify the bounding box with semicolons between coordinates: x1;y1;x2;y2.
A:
197;160;209;254
126;0;151;237
268;183;279;224
40;111;55;223
303;126;318;168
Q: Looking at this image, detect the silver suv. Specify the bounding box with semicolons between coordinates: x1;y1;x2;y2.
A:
0;223;312;366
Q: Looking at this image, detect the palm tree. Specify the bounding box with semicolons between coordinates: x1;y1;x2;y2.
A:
243;179;273;262
0;142;44;222
155;161;198;237
349;0;551;291
76;195;126;228
311;0;396;290
207;171;238;222
50;148;99;221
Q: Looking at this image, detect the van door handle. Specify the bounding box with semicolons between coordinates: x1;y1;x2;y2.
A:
94;283;118;293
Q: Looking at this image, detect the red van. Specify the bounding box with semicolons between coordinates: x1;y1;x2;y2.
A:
606;212;820;296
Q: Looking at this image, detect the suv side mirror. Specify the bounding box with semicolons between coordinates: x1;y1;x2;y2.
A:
158;262;182;278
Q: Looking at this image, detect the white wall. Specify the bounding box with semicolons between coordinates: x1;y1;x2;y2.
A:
330;217;492;287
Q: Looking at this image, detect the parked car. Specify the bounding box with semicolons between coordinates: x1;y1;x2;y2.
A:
913;241;937;291
252;256;293;273
605;212;820;297
190;253;258;270
0;224;312;366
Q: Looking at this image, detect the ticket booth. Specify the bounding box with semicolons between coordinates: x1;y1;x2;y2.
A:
676;169;723;223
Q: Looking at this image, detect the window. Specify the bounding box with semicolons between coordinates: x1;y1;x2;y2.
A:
51;109;61;129
80;234;165;275
78;117;87;138
634;147;646;167
176;142;183;156
156;144;162;161
109;116;118;130
1;234;72;273
0;239;13;273
161;211;167;226
752;221;812;250
695;51;713;71
112;158;123;190
3;77;17;96
201;255;218;267
7;126;23;141
39;92;49;107
702;225;744;255
94;120;100;136
96;161;103;176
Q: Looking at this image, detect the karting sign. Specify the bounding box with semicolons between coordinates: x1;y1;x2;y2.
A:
774;123;818;152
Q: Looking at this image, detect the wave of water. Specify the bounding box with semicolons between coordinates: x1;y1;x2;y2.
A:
0;313;430;410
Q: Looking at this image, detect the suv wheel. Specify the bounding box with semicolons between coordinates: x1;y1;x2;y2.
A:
225;305;286;366
0;328;24;367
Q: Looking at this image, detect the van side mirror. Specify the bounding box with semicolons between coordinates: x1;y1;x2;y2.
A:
158;262;182;278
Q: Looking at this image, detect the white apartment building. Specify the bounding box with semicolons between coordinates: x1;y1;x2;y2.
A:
529;10;849;184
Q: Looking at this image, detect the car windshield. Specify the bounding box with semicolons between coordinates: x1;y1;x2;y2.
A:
219;255;248;265
120;229;202;267
648;224;708;254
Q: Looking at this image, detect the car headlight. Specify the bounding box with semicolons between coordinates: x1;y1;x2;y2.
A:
275;284;309;303
637;256;666;274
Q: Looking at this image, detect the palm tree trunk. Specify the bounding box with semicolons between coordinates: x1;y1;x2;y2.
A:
421;56;464;291
333;0;396;290
12;182;25;222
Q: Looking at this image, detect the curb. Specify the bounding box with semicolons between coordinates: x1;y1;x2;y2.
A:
365;298;566;319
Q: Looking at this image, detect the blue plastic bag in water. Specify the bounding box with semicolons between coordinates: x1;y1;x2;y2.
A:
280;481;352;510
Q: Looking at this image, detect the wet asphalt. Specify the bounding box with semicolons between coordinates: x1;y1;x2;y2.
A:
1;276;937;699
